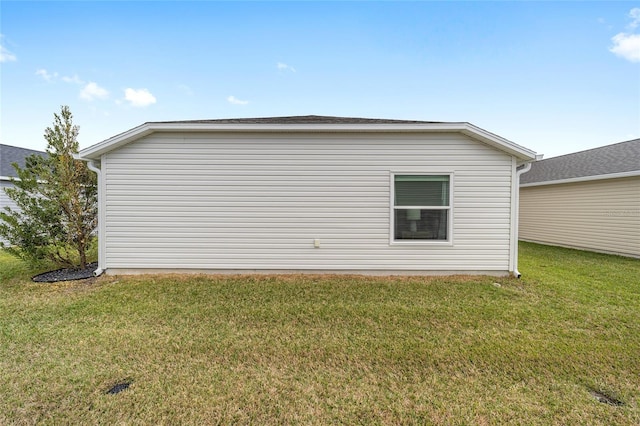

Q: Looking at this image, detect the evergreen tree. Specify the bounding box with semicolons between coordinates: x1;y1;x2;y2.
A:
0;106;97;268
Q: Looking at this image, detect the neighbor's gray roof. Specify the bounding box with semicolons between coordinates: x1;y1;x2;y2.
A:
153;115;447;125
521;138;640;184
0;144;47;178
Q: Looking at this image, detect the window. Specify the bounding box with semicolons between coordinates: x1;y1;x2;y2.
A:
392;174;450;241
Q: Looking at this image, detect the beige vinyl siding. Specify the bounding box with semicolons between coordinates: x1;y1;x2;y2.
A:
102;132;515;273
520;176;640;258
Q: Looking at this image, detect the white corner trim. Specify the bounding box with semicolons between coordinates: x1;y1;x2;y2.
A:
521;170;640;187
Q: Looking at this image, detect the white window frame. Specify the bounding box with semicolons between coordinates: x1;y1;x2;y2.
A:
389;172;454;246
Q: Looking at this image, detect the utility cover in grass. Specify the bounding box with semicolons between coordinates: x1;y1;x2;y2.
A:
106;381;131;395
32;262;98;283
590;389;624;406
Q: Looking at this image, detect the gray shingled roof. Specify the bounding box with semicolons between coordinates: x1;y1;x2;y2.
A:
152;115;447;125
520;138;640;184
0;144;47;178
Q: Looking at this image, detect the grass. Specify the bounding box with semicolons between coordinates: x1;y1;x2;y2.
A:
0;243;638;425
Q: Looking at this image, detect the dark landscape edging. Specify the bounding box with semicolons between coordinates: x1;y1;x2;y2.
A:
32;262;98;283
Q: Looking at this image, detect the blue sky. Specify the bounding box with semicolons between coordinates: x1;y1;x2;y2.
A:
1;1;639;158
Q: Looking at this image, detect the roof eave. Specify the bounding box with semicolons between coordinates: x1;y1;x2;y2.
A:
521;170;640;187
457;123;536;161
78;123;155;161
78;121;537;161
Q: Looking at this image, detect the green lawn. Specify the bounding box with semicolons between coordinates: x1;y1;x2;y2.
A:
1;243;638;425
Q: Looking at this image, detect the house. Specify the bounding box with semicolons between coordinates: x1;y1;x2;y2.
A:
519;139;640;258
0;144;47;244
77;115;538;276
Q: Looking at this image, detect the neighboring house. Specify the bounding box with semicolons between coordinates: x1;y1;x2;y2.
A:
0;144;47;244
77;115;537;277
520;139;640;258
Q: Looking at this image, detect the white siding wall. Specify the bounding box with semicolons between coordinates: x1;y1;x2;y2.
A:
0;181;19;212
1;180;19;245
520;177;640;258
102;132;515;273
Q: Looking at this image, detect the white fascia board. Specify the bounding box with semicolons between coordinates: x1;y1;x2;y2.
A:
0;176;28;182
521;170;640;187
78;123;155;160
458;123;537;161
77;121;537;161
1;176;48;184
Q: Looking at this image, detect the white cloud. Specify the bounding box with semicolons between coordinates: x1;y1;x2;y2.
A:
629;8;640;29
36;69;85;84
80;82;109;101
0;45;16;63
609;8;640;63
62;74;84;84
35;69;110;101
124;88;157;107
277;62;296;72
35;68;58;81
0;35;16;63
227;95;249;105
610;32;640;63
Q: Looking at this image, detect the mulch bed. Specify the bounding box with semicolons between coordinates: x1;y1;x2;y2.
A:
32;262;98;283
